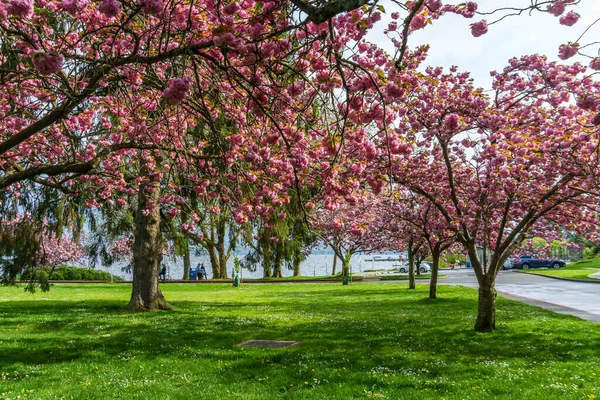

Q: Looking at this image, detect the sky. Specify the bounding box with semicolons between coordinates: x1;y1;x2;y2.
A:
366;0;600;89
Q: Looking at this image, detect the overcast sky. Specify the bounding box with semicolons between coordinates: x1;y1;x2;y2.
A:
367;0;600;89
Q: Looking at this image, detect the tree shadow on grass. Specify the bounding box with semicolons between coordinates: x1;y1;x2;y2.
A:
1;291;598;378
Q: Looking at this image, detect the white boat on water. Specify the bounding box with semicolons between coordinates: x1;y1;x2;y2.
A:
363;255;399;262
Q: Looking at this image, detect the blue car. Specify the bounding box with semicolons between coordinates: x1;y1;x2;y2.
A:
511;256;565;269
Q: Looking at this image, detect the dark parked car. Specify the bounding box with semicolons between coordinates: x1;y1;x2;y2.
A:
511;256;565;269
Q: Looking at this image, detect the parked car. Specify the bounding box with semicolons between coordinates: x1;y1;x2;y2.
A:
511;256;565;269
398;262;431;274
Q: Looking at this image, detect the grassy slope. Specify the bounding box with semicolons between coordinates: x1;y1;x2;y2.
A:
522;258;600;281
0;283;598;400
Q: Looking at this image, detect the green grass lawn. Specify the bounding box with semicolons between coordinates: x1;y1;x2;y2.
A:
0;283;599;399
521;258;600;281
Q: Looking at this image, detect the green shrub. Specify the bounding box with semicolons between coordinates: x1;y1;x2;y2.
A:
22;266;122;281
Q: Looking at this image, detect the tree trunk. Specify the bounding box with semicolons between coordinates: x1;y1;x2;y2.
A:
429;250;440;300
124;165;173;312
273;245;283;278
263;246;272;278
408;241;415;290
207;244;220;278
183;245;191;280
217;218;228;279
341;253;351;285
293;248;301;276
475;277;497;332
415;260;421;276
331;254;337;275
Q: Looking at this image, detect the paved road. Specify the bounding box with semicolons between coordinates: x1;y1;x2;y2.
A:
441;269;600;323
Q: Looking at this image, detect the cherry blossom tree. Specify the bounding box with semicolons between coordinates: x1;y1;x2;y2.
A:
383;56;600;332
311;198;381;284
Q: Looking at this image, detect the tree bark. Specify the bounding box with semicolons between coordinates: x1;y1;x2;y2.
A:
429;249;440;300
263;244;272;278
217;217;228;279
331;254;337;275
183;245;191;280
273;244;283;278
475;277;497;332
293;248;301;276
124;165;173;312
408;240;416;290
341;253;351;285
207;243;220;278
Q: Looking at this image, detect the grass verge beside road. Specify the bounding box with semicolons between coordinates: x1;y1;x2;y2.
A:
0;283;599;399
520;258;600;281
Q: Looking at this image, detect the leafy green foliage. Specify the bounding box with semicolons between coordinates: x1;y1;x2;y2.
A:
21;266;122;282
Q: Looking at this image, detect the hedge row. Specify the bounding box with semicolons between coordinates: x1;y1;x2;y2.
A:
22;266;123;281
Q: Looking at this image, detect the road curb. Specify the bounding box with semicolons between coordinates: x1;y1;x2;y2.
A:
515;271;600;284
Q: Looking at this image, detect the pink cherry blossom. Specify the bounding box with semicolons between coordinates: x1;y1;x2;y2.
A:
470;20;488;37
61;0;77;16
443;113;460;130
590;58;600;71
31;53;64;75
223;2;241;16
6;0;33;18
98;0;121;17
547;1;565;16
576;96;597;111
141;0;164;15
410;14;428;31
163;77;191;105
559;11;579;26
558;43;578;60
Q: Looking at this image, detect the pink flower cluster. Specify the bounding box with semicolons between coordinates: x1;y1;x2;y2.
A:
443;113;460;130
590;58;600;71
559;11;579;26
98;0;121;17
222;1;240;16
163;77;191;105
6;0;33;18
61;0;77;16
546;1;565;16
410;14;428;31
141;0;163;16
470;20;488;37
32;53;64;75
558;43;578;60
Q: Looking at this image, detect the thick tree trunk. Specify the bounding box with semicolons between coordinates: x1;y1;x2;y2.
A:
293;248;301;276
124;168;173;312
217;218;228;279
408;241;416;290
207;244;220;278
475;278;497;332
263;247;272;278
342;261;349;285
429;250;440;300
273;247;283;278
183;245;191;280
331;254;337;275
218;250;228;279
341;253;351;285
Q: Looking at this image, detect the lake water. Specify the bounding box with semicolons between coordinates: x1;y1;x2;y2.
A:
96;253;402;280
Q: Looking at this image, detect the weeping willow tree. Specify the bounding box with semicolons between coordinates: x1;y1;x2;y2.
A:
242;189;316;278
0;182;85;292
